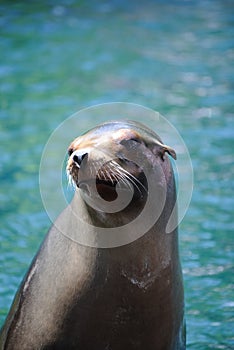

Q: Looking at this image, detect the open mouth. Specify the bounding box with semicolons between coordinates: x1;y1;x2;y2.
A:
77;177;120;202
77;176;118;188
95;178;118;188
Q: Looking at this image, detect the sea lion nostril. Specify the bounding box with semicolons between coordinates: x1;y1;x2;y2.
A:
73;152;88;166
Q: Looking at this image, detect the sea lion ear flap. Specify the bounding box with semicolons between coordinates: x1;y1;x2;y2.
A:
162;144;177;160
152;142;177;160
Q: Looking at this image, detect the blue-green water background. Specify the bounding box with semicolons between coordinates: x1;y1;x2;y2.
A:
0;1;233;348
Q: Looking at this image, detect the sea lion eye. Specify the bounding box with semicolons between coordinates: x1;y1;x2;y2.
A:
120;138;141;146
129;137;141;143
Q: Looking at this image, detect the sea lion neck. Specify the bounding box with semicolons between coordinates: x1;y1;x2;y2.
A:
73;187;148;229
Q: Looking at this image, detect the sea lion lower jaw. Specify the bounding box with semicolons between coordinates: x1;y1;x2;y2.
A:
0;120;185;350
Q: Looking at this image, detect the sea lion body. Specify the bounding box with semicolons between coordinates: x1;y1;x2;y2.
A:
0;121;185;349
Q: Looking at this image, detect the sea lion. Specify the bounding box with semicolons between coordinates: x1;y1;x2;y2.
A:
0;120;185;350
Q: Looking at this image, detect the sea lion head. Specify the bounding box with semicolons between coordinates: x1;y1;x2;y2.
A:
67;120;176;206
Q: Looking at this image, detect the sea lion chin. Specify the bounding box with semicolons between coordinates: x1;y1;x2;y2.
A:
0;120;185;350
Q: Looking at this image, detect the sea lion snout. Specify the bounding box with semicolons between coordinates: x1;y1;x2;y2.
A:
73;151;88;167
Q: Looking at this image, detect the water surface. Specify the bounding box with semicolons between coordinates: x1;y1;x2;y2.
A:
0;1;233;348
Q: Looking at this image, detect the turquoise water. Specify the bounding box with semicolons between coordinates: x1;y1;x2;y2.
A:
0;1;233;348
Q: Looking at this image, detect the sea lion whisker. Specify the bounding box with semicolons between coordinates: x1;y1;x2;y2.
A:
100;170;108;181
119;176;134;192
111;165;143;195
119;168;148;194
108;161;136;186
112;169;134;191
66;170;75;188
97;162;133;191
94;160;105;178
105;163;125;182
107;166;133;191
96;162;110;182
110;161;147;194
94;160;105;177
103;164;126;187
105;164;118;185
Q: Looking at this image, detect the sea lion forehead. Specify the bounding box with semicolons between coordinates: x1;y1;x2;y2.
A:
112;128;141;142
84;120;161;143
68;120;163;153
87;120;138;136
